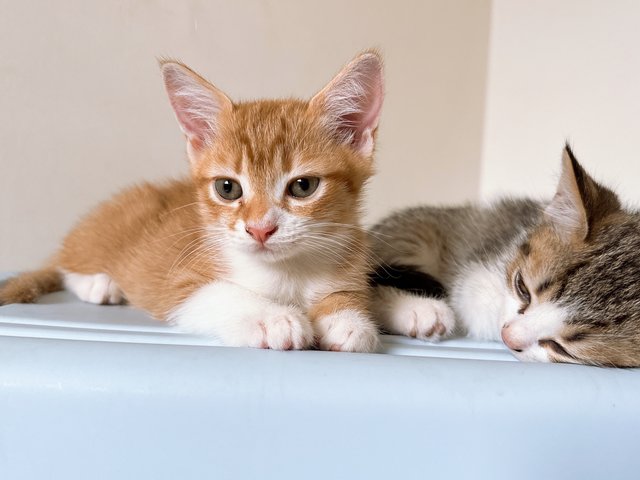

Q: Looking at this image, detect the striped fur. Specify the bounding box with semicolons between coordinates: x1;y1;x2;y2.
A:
0;51;385;353
371;145;640;367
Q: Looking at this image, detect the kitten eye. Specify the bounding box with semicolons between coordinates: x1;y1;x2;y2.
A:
539;339;573;358
214;178;243;201
288;177;320;198
514;271;531;304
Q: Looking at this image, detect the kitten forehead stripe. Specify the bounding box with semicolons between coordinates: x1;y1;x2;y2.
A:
553;260;589;301
535;278;553;296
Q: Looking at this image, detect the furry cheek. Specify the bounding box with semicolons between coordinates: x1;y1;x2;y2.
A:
450;261;516;340
511;344;552;363
502;294;522;325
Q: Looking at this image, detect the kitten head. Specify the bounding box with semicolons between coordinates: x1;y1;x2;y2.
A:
160;51;384;262
502;145;640;367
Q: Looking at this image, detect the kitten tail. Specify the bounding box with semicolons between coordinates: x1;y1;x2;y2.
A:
0;267;63;305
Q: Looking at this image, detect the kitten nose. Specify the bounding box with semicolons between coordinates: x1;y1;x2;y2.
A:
501;323;534;353
245;224;278;244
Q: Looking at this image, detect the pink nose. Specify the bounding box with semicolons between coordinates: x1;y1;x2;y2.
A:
245;224;278;244
501;323;534;352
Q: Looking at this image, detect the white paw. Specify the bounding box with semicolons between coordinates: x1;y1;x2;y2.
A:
64;272;124;305
316;309;380;353
376;289;455;341
170;282;314;350
242;304;314;350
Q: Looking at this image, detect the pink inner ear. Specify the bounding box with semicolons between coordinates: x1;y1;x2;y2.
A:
162;63;224;150
168;92;210;146
321;54;385;152
345;73;384;146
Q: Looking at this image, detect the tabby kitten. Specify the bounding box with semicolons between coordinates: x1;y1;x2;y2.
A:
371;146;640;367
0;51;385;352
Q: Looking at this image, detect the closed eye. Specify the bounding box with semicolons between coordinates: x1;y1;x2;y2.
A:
538;339;576;360
514;270;531;313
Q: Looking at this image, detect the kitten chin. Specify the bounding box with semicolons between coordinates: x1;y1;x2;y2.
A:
1;51;385;353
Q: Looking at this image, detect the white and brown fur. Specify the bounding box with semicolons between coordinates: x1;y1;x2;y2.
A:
371;145;640;367
0;51;385;353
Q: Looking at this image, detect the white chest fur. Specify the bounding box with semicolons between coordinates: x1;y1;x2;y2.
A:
449;258;519;341
226;251;338;309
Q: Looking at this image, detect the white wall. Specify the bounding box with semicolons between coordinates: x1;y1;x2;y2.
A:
5;1;640;273
481;0;640;202
0;0;491;270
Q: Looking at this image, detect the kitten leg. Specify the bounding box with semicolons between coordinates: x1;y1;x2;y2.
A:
309;292;380;353
169;281;314;350
371;286;455;341
63;272;124;305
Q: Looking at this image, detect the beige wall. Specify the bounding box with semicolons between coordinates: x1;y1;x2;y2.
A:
481;0;640;201
0;0;491;270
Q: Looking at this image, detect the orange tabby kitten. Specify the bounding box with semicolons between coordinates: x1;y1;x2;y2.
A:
0;51;384;352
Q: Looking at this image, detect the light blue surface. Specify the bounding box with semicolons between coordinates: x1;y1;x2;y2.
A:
1;284;640;479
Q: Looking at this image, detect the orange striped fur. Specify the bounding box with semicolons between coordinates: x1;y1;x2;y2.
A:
1;51;385;352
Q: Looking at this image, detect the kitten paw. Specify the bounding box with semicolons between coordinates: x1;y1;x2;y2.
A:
246;305;314;350
316;310;380;353
377;290;455;341
64;272;124;305
170;282;315;350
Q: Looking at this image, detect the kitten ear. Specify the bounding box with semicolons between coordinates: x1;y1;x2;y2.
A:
545;144;620;242
309;50;384;157
160;60;232;157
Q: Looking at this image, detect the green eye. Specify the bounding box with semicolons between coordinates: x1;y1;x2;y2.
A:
214;178;243;201
288;177;320;198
